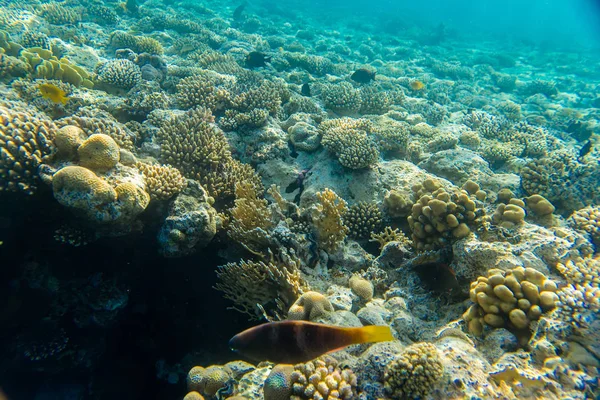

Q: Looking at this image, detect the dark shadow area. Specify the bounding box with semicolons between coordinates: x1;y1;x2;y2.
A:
0;191;253;399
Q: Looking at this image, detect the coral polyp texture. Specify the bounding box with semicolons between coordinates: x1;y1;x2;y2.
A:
1;0;599;398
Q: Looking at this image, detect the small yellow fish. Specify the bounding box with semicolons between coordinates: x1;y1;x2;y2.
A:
410;80;425;91
38;83;69;105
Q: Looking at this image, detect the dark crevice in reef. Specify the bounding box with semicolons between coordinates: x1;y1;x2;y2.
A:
0;192;251;399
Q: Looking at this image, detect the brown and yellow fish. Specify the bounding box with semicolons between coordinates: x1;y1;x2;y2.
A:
410;80;425;91
38;83;69;105
229;320;394;364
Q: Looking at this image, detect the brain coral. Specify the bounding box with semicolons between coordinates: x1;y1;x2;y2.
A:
187;365;231;397
288;291;334;321
383;342;444;400
52;165;117;221
0;103;56;194
349;275;374;301
77;134;120;171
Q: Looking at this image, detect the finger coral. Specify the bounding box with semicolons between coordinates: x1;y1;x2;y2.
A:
344;202;383;239
289;356;357;400
463;266;559;336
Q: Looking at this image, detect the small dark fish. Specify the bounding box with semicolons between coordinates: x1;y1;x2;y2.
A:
351;68;376;83
578;140;592;161
566;120;593;142
229;320;394;364
414;261;459;293
301;82;311;97
233;3;246;21
245;51;271;68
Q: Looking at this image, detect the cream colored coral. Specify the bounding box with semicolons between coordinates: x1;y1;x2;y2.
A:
54;125;86;158
115;182;150;216
135;161;187;201
77;133;120;171
52;166;117;213
312;188;349;253
463;267;559;335
290;356;356;400
349;275;374;301
288;291;333;321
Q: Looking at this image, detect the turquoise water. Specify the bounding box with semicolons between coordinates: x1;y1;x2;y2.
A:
0;0;598;399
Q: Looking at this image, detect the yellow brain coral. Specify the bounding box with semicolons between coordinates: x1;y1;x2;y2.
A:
54;125;86;158
77;134;120;171
186;365;231;397
349;275;374;301
52;166;117;218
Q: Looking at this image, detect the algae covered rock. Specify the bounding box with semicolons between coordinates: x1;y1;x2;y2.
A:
157;180;217;257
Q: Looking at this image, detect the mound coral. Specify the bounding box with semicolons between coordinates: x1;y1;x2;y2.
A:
0;102;56;194
77;134;120;171
287;291;333;321
187;365;231;397
383;342;444;400
109;31;164;55
349;275;374;301
491;198;527;228
463;267;559;336
58;112;136;150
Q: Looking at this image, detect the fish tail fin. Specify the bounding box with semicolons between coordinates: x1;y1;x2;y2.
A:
356;325;394;344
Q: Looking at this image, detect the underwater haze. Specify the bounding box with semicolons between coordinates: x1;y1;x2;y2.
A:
0;0;599;399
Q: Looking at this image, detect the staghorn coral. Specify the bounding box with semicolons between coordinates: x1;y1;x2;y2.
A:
0;102;56;194
95;59;142;91
135;161;187;201
290;356;357;400
344;202;383;239
312;188;349;253
383;342;444;400
370;227;411;250
215;256;307;320
463;267;559;336
175;71;233;111
567;206;600;245
287;291;334;321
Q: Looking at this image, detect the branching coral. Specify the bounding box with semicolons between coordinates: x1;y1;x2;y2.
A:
567;206;600;246
95;59;142;91
0;102;56;194
320;118;379;169
311;188;349;253
214;254;307;320
135;161;187;201
383;342;444;400
321;82;361;114
109;31;164;55
344;202;383;239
